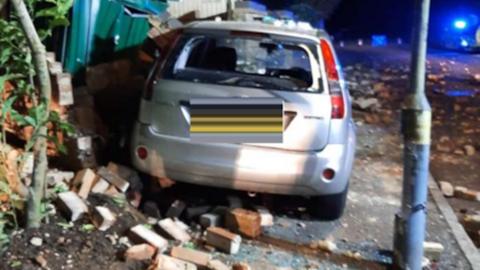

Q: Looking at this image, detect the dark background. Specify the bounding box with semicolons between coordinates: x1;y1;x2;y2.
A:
261;0;480;42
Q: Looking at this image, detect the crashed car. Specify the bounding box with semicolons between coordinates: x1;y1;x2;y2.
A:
131;20;356;220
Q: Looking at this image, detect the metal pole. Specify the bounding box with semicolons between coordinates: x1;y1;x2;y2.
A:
393;0;432;269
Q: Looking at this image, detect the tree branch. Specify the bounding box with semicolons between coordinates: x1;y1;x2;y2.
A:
10;0;51;229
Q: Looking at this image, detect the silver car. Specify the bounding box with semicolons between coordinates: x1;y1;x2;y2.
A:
131;20;356;219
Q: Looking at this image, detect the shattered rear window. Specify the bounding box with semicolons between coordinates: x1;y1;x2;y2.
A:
162;32;323;93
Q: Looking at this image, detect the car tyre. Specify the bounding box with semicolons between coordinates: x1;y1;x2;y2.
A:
309;185;348;220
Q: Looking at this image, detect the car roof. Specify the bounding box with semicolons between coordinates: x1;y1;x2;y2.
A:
182;20;328;43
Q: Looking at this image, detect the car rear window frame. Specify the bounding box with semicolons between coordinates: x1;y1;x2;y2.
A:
160;29;325;94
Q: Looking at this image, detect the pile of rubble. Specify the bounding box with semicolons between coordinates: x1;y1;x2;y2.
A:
46;162;275;270
343;64;399;125
438;181;480;246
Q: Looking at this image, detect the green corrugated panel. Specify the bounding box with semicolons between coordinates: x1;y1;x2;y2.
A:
64;0;167;75
120;0;165;13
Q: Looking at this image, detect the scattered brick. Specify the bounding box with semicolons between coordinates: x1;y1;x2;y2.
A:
255;206;274;227
154;254;197;270
91;178;110;194
423;241;444;261
52;73;74;106
461;214;480;233
73;168;97;199
56;191;88;222
206;227;241;254
104;185;121;197
464;145;476;156
35;254;48;268
124;244;156;261
156;218;191;242
46;169;74;187
76;136;92;151
47;61;63;75
454;186;480;201
173;218;190;232
97;166;130;192
309;239;337;252
232;262;251;270
225;208;262;238
438;181;454;197
92;206;116;231
128;224;168;251
170;246;212;267
166;200;186;218
207;260;230;270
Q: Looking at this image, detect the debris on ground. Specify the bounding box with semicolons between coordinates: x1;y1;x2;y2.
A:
423;241;445;262
225;208;262;239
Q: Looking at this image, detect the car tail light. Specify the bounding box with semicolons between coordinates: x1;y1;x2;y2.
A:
320;39;345;119
137;146;148;160
323;168;335;180
331;94;345;119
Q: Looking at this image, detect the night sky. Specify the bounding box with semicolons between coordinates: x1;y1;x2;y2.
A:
261;0;480;41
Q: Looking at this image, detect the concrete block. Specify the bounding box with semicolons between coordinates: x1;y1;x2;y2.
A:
125;244;156;261
156;218;191;242
225;208;262;238
129;224;168;251
170;246;212;267
92;206;116;231
97;166;130;192
56;191;88;222
206;227;241;254
200;213;222;228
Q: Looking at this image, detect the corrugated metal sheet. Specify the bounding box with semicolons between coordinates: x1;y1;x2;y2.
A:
65;0;167;74
167;0;229;18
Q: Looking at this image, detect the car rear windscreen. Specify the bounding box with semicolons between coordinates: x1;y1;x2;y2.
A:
162;32;323;93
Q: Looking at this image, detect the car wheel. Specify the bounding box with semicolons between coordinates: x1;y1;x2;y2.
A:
309;185;348;220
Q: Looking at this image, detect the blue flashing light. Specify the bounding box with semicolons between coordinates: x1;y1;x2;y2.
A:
454;19;467;30
460;39;469;47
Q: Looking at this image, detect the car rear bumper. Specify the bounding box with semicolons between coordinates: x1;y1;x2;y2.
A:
131;122;355;196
